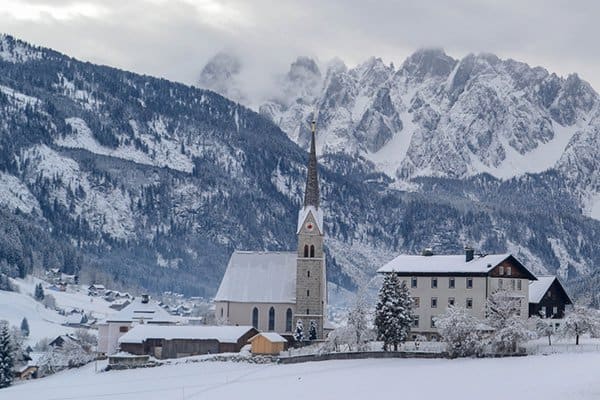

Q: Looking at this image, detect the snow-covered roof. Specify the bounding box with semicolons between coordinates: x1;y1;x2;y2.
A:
89;284;105;289
528;276;572;304
378;253;532;276
105;298;177;323
214;251;297;303
249;332;287;343
297;206;324;234
118;325;256;344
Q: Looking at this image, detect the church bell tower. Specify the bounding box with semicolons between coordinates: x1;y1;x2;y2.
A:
295;119;326;340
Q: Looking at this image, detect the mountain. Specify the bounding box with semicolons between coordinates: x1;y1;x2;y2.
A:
1;35;599;301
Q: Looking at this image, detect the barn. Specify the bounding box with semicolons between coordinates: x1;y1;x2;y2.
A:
248;332;288;355
118;325;258;359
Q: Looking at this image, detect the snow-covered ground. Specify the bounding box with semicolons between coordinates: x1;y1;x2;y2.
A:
2;353;600;399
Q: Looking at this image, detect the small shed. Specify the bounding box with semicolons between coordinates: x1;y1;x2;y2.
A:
249;332;287;355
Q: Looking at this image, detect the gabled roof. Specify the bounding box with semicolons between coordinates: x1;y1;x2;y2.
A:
105;298;177;323
118;325;256;344
214;251;297;303
297;206;324;234
529;275;573;304
378;253;536;279
249;332;287;343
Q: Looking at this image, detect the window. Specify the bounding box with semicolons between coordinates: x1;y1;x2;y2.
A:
448;297;455;307
553;306;558;315
511;279;516;290
119;326;129;333
306;290;310;297
449;277;455;289
466;298;473;309
411;277;418;288
541;306;547;316
517;280;522;290
466;277;473;289
310;245;315;258
252;307;259;329
499;266;504;275
431;277;438;289
303;245;309;258
220;308;224;317
306;308;310;315
506;267;512;276
413;297;420;308
268;307;275;331
431;297;438;308
286;308;293;332
413;316;420;328
430;316;436;328
307;270;310;278
498;279;503;289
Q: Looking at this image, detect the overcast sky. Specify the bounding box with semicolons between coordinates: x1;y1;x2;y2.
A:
3;0;600;98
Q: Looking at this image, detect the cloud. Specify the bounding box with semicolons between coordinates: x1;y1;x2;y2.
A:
3;0;600;100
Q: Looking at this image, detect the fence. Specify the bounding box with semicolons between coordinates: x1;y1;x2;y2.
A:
526;343;600;355
279;350;447;364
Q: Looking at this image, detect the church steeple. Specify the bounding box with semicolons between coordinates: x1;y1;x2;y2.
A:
304;119;320;208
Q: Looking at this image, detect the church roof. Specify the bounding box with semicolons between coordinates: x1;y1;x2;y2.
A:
214;251;297;303
304;122;320;208
297;205;324;234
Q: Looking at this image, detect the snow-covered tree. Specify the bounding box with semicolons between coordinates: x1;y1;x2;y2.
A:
375;273;413;351
293;319;305;343
308;320;317;341
42;294;57;310
435;306;485;358
34;283;45;301
20;317;29;337
559;305;600;345
485;290;533;353
320;326;352;353
74;329;97;352
0;323;14;388
347;289;372;351
531;316;554;346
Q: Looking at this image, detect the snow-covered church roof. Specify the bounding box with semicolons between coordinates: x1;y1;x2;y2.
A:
297;206;323;234
214;251;297;303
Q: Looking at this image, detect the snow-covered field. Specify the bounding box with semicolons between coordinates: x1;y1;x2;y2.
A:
2;353;600;400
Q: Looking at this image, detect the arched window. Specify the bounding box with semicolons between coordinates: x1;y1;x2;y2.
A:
286;308;293;332
220;308;223;317
252;307;259;329
306;308;310;315
310;245;315;258
307;270;310;278
268;307;275;331
303;245;309;258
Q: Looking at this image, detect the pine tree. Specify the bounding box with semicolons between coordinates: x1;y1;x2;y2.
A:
34;283;45;301
20;317;29;337
0;323;14;388
294;319;305;343
375;272;414;351
308;320;317;341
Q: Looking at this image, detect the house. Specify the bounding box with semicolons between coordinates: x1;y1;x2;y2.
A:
49;334;80;348
88;284;106;296
97;294;178;356
118;325;259;359
214;120;328;339
377;248;537;340
529;275;573;319
248;332;287;355
64;312;87;327
109;299;131;311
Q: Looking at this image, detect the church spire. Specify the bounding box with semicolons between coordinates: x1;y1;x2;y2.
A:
304;119;320;208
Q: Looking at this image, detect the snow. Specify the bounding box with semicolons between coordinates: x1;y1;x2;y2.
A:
214;251;297;303
0;85;41;109
4;353;600;399
528;276;557;304
105;299;176;324
587;193;600;221
250;332;287;343
0;172;41;214
378;253;515;274
296;206;324;234
119;325;255;344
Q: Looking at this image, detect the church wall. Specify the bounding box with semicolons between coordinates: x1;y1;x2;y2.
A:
214;301;296;334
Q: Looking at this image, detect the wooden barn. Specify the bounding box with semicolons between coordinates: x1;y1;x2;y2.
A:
529;275;573;318
118;325;258;359
248;332;288;355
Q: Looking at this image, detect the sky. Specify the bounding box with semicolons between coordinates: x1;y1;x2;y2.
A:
2;0;600;102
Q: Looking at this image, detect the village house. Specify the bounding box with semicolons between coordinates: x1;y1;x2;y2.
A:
248;332;288;355
117;325;258;359
529;275;573;319
214;120;328;339
377;249;537;340
97;294;178;356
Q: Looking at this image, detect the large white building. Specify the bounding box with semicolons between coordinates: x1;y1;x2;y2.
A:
378;249;537;339
214;120;328;339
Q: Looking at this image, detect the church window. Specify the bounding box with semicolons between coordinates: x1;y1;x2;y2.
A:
252;307;259;329
268;307;275;331
304;245;309;258
310;245;315;258
286;308;293;332
306;308;310;315
220;308;223;318
307;289;310;297
307;270;310;278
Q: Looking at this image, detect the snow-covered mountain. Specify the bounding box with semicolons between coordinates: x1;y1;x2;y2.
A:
1;35;600;299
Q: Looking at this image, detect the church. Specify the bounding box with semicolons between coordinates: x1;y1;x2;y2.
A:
214;120;327;339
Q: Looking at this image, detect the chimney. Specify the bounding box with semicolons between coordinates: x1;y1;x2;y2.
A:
141;294;149;304
465;246;474;262
421;248;434;256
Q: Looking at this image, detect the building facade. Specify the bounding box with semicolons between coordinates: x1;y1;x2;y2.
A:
214;120;327;339
378;250;537;339
529;276;573;319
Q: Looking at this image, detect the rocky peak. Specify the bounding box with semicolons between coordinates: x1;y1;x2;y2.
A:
198;51;245;103
400;48;457;82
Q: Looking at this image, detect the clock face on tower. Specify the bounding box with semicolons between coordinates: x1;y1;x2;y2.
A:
305;222;314;231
